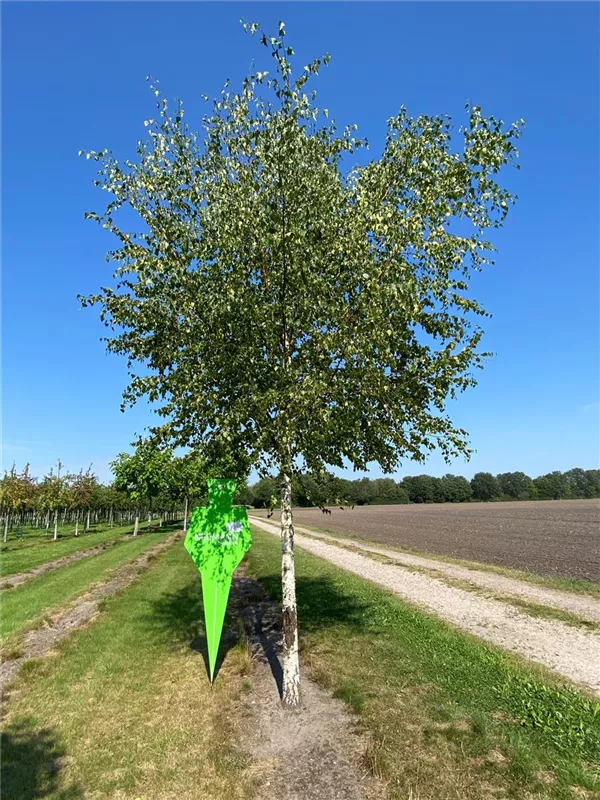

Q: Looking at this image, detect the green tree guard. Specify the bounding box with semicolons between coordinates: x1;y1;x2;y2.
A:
184;478;251;682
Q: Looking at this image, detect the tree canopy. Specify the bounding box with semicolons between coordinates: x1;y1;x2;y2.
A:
80;20;523;481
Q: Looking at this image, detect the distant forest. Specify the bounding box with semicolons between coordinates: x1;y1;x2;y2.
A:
246;468;600;508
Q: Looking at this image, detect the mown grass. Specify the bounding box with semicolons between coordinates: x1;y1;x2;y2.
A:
0;518;170;577
246;527;600;800
1;542;258;800
262;516;600;598
1;531;176;644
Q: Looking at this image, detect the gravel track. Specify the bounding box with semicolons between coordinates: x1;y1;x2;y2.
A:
278;525;600;623
251;517;600;695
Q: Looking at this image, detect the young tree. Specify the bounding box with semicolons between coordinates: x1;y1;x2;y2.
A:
38;462;70;540
111;443;173;535
80;21;522;706
70;467;99;535
0;464;37;541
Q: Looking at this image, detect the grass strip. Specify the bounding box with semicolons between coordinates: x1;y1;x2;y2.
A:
0;519;170;577
246;527;600;800
1;532;176;643
1;543;257;800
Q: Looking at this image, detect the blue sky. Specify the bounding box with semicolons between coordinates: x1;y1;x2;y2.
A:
2;2;599;484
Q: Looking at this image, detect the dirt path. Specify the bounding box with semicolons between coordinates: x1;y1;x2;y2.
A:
1;531;183;694
250;518;600;695
231;570;381;800
0;536;133;590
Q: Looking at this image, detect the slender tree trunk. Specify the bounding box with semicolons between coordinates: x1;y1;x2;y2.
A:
109;506;114;528
75;513;79;537
45;510;50;533
53;509;58;540
85;509;90;533
133;514;139;537
147;511;152;530
3;513;10;543
183;496;188;532
280;471;301;708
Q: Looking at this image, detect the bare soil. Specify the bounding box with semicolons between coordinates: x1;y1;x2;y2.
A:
253;500;599;582
231;570;382;800
0;531;183;694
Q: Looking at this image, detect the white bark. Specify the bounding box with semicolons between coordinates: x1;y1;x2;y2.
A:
86;509;91;532
45;510;50;532
280;471;301;708
133;514;139;536
53;509;58;540
183;496;188;532
3;513;10;543
75;512;79;537
109;506;114;528
147;511;152;530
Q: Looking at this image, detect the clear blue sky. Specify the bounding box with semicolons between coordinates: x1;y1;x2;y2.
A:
2;2;599;484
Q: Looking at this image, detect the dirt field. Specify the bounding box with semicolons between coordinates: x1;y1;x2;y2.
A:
252;500;599;582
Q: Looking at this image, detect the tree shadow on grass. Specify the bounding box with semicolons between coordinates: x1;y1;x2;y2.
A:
255;573;372;635
1;718;82;800
147;581;239;684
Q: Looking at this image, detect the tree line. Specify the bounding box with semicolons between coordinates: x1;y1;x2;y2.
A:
0;446;251;543
247;468;600;508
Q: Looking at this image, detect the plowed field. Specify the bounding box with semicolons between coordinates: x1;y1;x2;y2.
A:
252;500;599;582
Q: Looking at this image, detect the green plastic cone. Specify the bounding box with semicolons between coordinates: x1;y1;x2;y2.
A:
184;479;252;684
201;573;232;683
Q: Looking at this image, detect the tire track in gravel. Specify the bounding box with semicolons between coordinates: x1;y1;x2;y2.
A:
250;517;600;695
1;531;183;694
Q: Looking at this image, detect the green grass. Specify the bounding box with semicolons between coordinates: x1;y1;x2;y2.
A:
0;518;171;577
246;527;600;799
1;531;176;644
265;516;600;598
1;543;257;800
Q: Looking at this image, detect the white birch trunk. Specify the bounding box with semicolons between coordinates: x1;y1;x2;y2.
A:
147;511;152;530
109;506;113;528
183;496;188;532
133;514;139;537
75;511;79;537
85;509;90;532
53;509;58;540
280;471;301;708
3;513;10;543
45;510;50;533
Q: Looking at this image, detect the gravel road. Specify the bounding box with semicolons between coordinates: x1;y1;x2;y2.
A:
250;517;600;695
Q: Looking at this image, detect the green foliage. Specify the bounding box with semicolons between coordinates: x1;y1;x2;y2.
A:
80;19;523;482
471;471;500;501
248;466;599;507
111;441;173;509
497;471;533;500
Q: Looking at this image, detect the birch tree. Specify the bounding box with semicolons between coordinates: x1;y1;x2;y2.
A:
80;20;523;707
